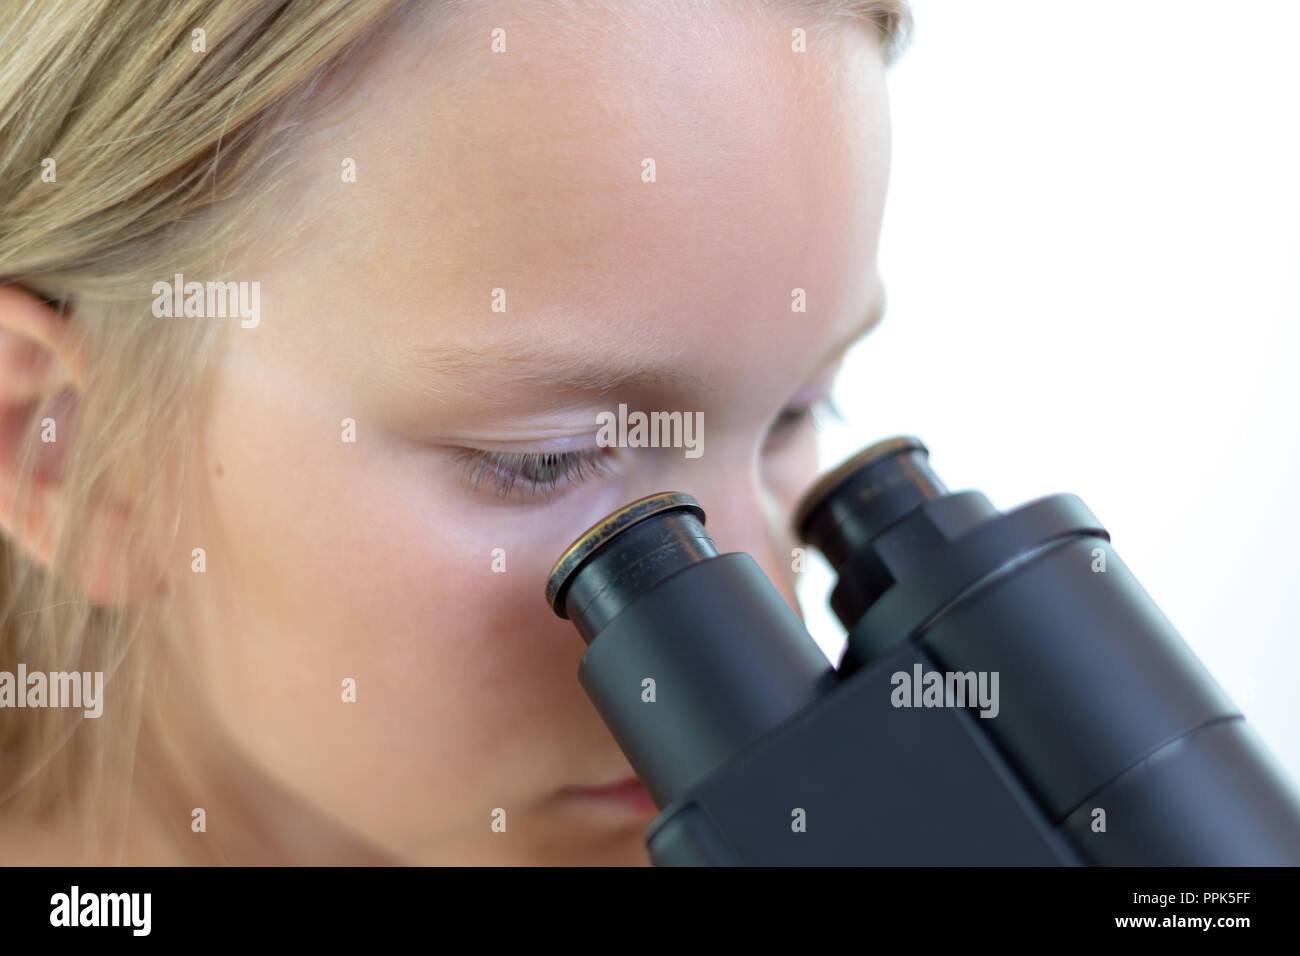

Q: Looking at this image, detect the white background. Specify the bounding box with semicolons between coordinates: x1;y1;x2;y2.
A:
799;0;1300;787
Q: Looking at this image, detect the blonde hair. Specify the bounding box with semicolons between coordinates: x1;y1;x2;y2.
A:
0;0;911;859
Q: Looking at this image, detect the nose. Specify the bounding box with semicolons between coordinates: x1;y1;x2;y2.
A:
678;465;805;622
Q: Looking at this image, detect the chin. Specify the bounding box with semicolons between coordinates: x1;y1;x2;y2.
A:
536;818;656;867
554;834;653;867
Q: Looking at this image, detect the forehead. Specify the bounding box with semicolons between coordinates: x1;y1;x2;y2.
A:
257;1;891;393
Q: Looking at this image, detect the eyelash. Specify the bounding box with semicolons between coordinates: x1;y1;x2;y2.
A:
456;395;842;501
454;447;615;500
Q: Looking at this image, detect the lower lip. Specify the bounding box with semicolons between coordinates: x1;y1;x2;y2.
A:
563;778;660;815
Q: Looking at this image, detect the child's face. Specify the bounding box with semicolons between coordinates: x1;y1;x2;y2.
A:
173;3;891;863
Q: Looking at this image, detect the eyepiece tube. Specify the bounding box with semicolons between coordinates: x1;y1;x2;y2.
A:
546;493;717;643
546;493;836;807
794;435;948;571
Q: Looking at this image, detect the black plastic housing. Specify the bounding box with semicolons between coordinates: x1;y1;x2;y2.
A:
545;439;1300;864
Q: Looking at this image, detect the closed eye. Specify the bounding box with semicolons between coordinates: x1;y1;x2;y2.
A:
454;394;843;502
765;394;843;447
453;446;613;501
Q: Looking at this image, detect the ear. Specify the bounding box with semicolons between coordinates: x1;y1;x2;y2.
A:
0;284;166;603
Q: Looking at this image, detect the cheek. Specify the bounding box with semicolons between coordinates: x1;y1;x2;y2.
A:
761;426;821;510
210;413;579;708
188;365;602;835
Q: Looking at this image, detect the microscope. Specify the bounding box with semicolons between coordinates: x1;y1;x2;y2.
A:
544;436;1300;864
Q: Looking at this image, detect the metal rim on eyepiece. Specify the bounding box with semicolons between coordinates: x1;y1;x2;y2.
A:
792;435;928;539
545;491;706;616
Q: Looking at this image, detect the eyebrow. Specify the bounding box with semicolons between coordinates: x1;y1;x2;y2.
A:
404;292;886;396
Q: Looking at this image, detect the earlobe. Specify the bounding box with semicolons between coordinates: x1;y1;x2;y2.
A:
0;284;166;604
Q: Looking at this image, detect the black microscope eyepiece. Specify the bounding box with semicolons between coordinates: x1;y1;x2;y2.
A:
793;435;948;572
545;492;716;643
